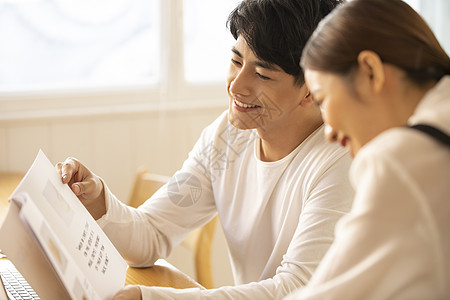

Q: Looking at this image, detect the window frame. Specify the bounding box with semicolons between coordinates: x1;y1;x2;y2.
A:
0;0;228;121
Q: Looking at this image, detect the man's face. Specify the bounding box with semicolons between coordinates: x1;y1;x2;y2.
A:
226;36;305;135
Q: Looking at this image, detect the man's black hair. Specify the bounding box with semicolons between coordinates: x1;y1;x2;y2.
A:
227;0;344;85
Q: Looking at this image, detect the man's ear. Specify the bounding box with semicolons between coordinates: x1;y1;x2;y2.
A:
357;50;384;93
300;89;314;107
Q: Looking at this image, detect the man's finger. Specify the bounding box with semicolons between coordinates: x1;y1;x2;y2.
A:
71;183;82;195
71;182;90;196
71;177;100;198
55;162;63;177
61;157;78;184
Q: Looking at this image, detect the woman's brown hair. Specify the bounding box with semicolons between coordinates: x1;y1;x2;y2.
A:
300;0;450;84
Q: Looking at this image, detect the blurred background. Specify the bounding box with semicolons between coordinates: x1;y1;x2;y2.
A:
0;0;448;289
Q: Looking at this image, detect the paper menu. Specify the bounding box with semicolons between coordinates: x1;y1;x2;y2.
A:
0;150;127;300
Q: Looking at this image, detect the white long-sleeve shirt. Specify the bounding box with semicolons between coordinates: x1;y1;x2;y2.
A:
286;77;450;300
98;111;354;299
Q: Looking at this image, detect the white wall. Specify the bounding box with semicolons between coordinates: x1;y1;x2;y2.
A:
0;102;234;287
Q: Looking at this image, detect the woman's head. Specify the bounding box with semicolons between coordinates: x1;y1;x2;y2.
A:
301;0;450;156
301;0;450;83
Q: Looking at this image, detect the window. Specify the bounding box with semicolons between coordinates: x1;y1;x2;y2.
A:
0;0;160;91
1;0;448;119
0;0;237;119
404;0;450;54
183;0;238;83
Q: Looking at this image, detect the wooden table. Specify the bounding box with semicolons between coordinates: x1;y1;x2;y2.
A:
0;172;203;290
126;259;203;288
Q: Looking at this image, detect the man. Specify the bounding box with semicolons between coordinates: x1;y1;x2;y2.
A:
57;0;352;299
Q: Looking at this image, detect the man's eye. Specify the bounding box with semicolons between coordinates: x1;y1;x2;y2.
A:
231;59;242;66
256;73;270;80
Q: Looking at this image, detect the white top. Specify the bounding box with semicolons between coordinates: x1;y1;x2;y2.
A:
286;76;450;300
98;111;354;299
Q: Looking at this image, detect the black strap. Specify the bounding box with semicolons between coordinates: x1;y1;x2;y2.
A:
409;124;450;147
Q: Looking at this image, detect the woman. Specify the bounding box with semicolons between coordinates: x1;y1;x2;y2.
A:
286;0;450;299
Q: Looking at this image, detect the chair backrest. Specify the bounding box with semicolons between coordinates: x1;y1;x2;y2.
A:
128;169;218;289
128;170;170;208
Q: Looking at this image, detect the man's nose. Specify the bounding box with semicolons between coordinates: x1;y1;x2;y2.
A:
229;68;252;97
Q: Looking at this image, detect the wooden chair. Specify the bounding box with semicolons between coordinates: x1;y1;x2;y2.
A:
128;169;218;288
0;172;24;224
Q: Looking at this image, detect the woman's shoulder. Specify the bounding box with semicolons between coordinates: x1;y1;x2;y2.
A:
353;126;448;183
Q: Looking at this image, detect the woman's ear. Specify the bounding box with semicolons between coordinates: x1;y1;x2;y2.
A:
357;50;385;94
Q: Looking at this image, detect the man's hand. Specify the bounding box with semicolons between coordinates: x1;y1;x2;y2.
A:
113;285;142;300
55;157;106;220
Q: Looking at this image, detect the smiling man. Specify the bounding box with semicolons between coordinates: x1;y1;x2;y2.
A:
56;1;353;299
227;35;327;162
